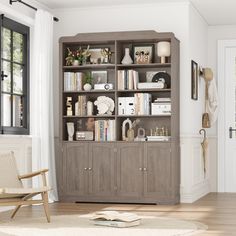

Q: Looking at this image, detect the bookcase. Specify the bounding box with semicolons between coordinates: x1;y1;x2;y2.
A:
57;31;180;204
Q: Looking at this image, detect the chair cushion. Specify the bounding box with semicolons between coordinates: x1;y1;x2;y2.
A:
0;152;23;189
0;186;51;199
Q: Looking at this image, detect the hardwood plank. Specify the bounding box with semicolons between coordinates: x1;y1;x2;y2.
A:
1;193;235;235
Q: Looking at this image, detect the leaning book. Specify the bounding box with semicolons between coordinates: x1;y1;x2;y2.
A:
91;211;141;228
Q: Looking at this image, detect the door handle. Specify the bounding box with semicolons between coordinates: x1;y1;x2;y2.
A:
229;127;236;138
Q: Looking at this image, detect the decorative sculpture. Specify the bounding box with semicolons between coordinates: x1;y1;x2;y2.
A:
94;96;114;115
67;122;74;141
66;97;73;116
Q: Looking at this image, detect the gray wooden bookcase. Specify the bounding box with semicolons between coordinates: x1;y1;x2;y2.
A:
57;30;180;204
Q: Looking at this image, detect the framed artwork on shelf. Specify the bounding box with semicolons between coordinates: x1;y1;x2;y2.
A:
191;60;198;100
91;71;108;86
133;44;154;64
89;48;111;64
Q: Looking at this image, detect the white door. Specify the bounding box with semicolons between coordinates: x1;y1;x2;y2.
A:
218;41;236;192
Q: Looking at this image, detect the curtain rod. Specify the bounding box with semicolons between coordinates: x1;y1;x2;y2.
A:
9;0;59;22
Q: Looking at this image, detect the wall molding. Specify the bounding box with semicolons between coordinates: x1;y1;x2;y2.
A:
180;135;216;203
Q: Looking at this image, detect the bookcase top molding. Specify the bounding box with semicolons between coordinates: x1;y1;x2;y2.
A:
59;30;178;43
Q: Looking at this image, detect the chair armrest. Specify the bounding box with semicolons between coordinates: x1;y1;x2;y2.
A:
18;169;49;180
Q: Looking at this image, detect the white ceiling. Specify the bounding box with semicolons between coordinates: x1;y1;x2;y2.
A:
35;0;236;25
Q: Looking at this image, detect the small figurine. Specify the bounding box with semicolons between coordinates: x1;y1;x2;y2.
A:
66;97;73;116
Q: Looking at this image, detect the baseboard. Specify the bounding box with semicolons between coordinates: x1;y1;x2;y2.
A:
180;179;210;203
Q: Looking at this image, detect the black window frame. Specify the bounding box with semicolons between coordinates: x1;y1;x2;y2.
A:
0;15;30;135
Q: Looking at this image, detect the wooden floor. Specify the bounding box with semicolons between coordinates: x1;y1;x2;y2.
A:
1;193;236;235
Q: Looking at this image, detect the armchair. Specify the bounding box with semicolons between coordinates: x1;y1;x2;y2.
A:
0;152;51;222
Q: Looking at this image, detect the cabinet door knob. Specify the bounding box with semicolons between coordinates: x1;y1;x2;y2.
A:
139;167;143;171
88;167;92;171
143;168;147;171
84;167;88;170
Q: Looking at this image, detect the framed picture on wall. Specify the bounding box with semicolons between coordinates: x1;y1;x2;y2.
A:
191;60;198;100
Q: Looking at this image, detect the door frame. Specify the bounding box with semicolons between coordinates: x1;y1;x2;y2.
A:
217;40;236;192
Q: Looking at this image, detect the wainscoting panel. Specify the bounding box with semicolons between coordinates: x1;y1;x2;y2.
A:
180;135;217;203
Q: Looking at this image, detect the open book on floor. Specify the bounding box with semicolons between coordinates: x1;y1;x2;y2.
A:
91;211;141;228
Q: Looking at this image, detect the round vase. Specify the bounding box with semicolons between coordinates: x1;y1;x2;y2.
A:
121;48;133;65
83;83;92;91
73;60;79;66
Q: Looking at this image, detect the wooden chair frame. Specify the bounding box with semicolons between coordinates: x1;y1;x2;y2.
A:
0;169;51;223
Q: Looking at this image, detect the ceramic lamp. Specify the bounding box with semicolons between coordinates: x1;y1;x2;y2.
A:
157;41;171;64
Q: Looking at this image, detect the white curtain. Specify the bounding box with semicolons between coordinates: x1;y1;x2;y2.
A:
31;9;58;201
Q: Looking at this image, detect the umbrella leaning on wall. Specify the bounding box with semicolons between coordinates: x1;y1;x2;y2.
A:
199;129;208;178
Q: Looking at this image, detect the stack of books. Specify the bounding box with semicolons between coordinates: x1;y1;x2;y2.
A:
91;211;141;228
134;93;152;115
117;70;139;90
75;95;87;116
94;120;116;141
64;72;85;91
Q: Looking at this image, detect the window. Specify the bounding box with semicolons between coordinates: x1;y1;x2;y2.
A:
0;15;29;135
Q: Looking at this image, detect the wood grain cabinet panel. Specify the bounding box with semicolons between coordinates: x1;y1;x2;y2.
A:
144;143;172;200
89;143;116;197
63;143;89;196
116;143;144;198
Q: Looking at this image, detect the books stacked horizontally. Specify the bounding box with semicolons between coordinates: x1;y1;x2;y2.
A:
134;93;152;115
117;70;139;90
91;211;141;228
95;120;116;141
75;95;87;116
64;72;85;91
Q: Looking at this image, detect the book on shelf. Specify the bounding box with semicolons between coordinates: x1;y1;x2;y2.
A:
134;93;152;115
91;211;141;228
95;120;116;141
117;70;139;90
75;95;87;116
64;72;85;91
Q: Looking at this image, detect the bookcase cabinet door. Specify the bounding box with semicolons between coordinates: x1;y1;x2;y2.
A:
144;143;172;201
116;143;144;198
89;143;116;197
63;143;89;197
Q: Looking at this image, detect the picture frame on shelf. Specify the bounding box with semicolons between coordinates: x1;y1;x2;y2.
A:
91;71;108;86
89;48;110;64
133;44;154;64
191;60;198;100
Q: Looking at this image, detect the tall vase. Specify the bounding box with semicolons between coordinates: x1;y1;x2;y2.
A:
121;48;133;65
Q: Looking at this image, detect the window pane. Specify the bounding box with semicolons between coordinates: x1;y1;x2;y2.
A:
2;27;11;60
13;63;23;94
13;32;23;63
13;95;23;127
1;60;11;93
1;94;11;126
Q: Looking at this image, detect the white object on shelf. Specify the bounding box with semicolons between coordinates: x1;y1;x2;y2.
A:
67;122;74;141
157;41;171;64
83;83;92;91
137;82;164;89
118;97;135;115
94;83;113;90
94;96;115;115
121;48;133;65
87;101;93;115
146;136;171;141
151;103;171;115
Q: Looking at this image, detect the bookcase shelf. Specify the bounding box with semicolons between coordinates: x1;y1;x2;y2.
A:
58;30;180;205
116;63;171;69
63;64;116;70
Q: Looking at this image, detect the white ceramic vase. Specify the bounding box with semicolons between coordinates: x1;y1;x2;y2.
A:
83;83;92;91
73;60;79;66
121;48;133;65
